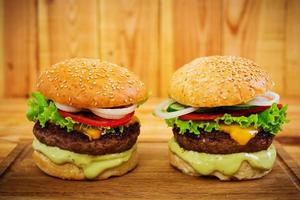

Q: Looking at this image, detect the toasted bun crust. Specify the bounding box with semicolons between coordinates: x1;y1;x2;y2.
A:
169;56;274;107
33;148;138;180
169;150;272;181
37;58;147;108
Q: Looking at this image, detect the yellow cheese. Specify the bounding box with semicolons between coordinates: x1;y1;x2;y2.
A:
80;127;101;140
219;124;258;145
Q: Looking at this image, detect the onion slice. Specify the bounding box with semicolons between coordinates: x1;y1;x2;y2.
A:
244;91;280;106
54;102;81;113
90;105;137;119
90;105;136;115
154;99;198;119
91;111;127;119
55;101;137;120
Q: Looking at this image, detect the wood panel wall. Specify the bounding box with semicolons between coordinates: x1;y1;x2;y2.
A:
1;0;300;98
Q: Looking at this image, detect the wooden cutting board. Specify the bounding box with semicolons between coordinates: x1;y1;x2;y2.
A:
0;140;299;200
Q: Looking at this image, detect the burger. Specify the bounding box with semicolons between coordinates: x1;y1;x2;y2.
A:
26;58;147;180
154;56;288;181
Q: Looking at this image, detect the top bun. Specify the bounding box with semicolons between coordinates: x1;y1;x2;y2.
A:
37;58;147;108
169;56;274;107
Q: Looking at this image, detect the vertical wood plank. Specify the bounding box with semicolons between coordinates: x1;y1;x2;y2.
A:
159;0;174;97
173;0;222;68
222;0;286;94
38;0;50;71
160;0;222;97
0;0;4;97
28;0;38;94
4;0;37;97
286;0;300;96
44;0;98;65
222;0;259;58
99;0;159;96
255;0;285;95
1;0;299;98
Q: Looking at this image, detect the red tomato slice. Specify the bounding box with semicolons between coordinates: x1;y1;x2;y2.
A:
58;110;134;128
179;104;282;121
227;106;270;116
180;113;224;121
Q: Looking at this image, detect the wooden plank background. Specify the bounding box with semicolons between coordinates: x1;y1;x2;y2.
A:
1;0;300;98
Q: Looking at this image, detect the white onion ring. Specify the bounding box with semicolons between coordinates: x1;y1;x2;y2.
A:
54;102;136;119
245;91;280;106
154;99;198;119
90;104;136;115
90;105;136;119
54;102;81;113
90;111;127;119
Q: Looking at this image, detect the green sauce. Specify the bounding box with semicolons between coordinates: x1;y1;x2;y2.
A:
32;139;136;179
169;137;276;176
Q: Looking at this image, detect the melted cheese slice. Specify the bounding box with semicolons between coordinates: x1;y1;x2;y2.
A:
80;127;102;140
76;116;139;140
219;124;258;145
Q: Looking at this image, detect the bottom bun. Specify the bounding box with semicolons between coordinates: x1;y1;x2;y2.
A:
169;150;272;181
33;149;138;180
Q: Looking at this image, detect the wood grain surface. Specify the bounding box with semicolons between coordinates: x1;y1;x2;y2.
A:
0;141;25;176
3;0;37;97
99;0;159;96
0;140;16;163
1;0;300;98
286;0;300;96
0;141;299;200
0;0;4;97
39;0;99;67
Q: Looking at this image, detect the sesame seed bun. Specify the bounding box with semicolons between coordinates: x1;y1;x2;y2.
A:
169;150;272;181
37;58;147;108
33;148;138;180
169;56;274;107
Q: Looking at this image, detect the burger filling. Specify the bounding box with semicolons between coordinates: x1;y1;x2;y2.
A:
164;101;287;150
154;92;288;155
27;92;139;140
33;121;140;155
173;127;273;154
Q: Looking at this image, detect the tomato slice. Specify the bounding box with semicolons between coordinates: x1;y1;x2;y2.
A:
180;113;224;121
58;110;134;128
179;104;282;121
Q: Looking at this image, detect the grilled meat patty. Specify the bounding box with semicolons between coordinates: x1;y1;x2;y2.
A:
173;126;274;154
33;122;140;155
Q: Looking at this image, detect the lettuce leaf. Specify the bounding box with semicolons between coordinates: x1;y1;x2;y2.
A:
165;104;288;135
26;92;77;132
166;117;219;134
27;92;128;133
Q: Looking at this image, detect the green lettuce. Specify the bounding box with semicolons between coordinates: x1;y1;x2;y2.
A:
27;92;77;132
166;117;219;133
27;92;127;133
165;104;288;135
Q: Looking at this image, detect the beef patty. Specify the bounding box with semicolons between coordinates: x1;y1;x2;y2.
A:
33;122;140;155
173;126;274;154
